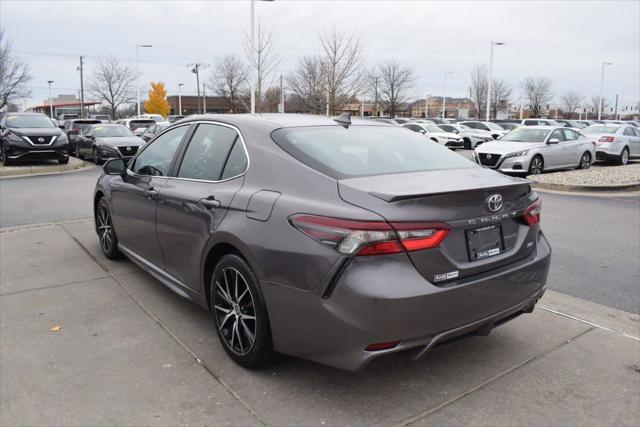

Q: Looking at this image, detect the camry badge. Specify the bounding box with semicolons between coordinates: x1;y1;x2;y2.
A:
37;137;45;143
487;194;503;212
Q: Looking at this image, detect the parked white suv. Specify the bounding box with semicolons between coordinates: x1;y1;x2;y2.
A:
582;124;640;165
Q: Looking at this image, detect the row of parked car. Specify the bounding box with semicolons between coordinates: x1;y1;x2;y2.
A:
380;116;640;175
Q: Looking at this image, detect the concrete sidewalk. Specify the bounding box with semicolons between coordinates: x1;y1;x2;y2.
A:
1;220;638;426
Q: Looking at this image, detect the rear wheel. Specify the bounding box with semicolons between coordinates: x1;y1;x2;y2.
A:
528;155;544;175
463;138;471;150
618;147;629;165
95;198;123;260
58;158;69;165
93;147;103;165
211;254;276;369
577;152;591;169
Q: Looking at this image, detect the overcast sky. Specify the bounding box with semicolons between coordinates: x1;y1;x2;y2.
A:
1;0;638;110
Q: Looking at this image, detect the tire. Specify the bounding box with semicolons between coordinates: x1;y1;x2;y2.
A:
577;152;591;170
76;146;84;160
463;138;471;150
0;148;13;166
528;155;544;175
618;147;629;165
58;158;69;165
210;254;276;369
95;197;123;260
93;147;103;165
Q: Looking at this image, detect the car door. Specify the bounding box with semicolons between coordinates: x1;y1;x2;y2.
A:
155;122;248;291
562;128;584;166
109;124;191;268
544;128;567;169
624;127;640;157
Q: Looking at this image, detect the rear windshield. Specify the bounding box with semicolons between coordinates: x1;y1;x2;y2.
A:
501;128;551;142
583;126;619;134
271;125;476;179
129;120;155;129
6;115;56;128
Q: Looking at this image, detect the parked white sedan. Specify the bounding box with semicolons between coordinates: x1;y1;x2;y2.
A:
582;124;640;165
437;123;494;149
473;126;595;175
401;123;464;149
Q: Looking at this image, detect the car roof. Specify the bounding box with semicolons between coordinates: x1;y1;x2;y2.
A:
6;112;47;116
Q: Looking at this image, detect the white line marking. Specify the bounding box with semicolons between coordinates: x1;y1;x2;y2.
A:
538;305;640;341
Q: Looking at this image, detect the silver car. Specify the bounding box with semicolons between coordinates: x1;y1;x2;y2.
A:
437;123;494;149
582;124;640;165
474;126;595;174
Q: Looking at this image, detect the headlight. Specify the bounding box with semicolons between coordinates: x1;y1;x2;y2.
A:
98;144;118;152
504;150;529;159
6;132;24;143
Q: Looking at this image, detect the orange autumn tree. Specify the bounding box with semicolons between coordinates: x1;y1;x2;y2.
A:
144;82;170;117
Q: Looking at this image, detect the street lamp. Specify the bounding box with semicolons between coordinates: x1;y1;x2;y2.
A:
425;93;432;118
485;41;505;121
442;72;454;119
47;80;54;118
136;44;153;116
178;83;184;115
598;61;612;120
250;0;275;114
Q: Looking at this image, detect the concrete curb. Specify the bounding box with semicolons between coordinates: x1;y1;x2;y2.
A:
0;158;92;179
531;180;640;193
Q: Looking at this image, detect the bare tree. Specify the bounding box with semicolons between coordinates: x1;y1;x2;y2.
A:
209;54;248;113
377;60;416;116
521;77;553;117
560;91;584;118
287;56;327;114
87;57;136;119
489;78;511;119
590;95;610;116
263;85;282;113
243;20;284;113
468;64;488;119
0;29;32;111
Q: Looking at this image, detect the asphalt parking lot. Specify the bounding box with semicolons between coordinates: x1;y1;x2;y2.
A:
1;160;639;426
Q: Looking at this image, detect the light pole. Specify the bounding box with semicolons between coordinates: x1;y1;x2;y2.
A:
485;40;505;121
47;80;54;118
442;72;453;119
178;83;184;115
136;44;153;116
424;93;432;118
249;0;275;114
598;61;612;120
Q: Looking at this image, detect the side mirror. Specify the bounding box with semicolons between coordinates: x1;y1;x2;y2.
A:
419;129;426;134
103;158;126;176
547;138;560;144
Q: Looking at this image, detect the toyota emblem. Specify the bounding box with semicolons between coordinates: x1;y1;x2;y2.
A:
37;137;45;143
487;194;503;212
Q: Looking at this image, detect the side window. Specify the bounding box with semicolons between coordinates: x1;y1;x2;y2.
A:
177;124;239;181
221;140;249;180
549;129;565;141
623;127;635;137
524;120;537;126
131;125;188;176
632;127;640;137
562;129;578;140
146;124;156;134
405;124;421;132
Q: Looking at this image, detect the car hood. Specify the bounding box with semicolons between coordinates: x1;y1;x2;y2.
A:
96;136;145;146
475;140;544;154
429;132;460;139
8;127;62;137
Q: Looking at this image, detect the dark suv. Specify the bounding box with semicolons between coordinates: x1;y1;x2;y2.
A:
64;119;101;155
0;113;70;165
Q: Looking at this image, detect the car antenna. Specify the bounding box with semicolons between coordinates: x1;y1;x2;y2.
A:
334;112;351;128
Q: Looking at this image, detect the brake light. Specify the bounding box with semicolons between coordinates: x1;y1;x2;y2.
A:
523;199;542;226
365;341;400;351
289;214;450;256
69;129;79;135
598;136;614;143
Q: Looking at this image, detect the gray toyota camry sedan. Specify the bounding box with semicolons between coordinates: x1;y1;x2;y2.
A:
93;114;551;371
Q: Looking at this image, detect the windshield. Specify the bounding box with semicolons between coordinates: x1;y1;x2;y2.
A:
425;125;443;133
438;125;457;133
94;125;133;137
583;125;619;135
501;128;551;142
6;115;56;129
484;122;504;130
271;126;476;179
128;120;155;130
459;124;472;131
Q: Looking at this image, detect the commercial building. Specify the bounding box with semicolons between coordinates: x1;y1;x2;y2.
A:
29;94;100;119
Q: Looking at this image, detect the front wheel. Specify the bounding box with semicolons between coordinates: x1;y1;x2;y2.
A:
211;254;276;369
463;138;471;150
93;147;103;165
528;155;544;175
618;147;629;165
577;152;591;169
58;158;69;165
0;148;12;166
95;198;123;260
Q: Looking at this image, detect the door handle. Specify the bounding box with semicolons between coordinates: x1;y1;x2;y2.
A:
199;196;221;209
144;188;158;200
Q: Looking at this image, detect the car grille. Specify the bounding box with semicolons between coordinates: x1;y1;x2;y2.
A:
478;153;501;167
117;146;139;156
25;135;55;145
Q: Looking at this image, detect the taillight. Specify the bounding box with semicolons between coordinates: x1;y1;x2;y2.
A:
523;198;542;226
289;214;450;256
598;136;614;143
69;129;79;135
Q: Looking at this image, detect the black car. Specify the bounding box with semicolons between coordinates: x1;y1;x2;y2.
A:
64;119;101;155
141;122;170;142
76;124;146;165
0;113;70;165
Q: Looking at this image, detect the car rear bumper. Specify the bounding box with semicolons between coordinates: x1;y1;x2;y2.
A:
262;231;551;371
